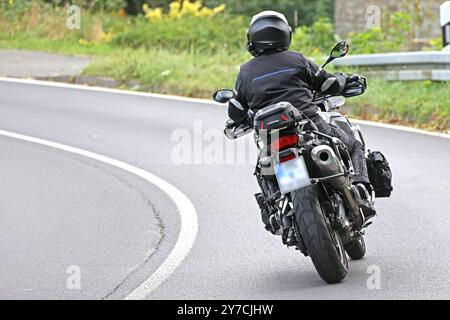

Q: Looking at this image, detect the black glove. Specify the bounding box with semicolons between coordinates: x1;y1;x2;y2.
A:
320;72;347;95
343;74;367;97
227;99;247;124
346;74;360;83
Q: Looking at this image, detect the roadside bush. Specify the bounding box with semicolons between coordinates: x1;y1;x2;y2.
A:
42;0;126;12
291;11;415;56
291;11;437;56
349;12;413;54
423;37;444;51
111;1;248;54
142;0;226;19
291;17;336;56
121;0;335;26
112;13;248;54
0;0;128;47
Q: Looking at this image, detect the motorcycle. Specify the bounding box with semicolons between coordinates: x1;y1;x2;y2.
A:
213;41;392;283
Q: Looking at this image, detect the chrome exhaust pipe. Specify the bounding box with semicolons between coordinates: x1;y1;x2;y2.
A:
311;145;364;227
311;145;350;189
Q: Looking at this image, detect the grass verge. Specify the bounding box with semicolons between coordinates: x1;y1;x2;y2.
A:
83;48;248;98
351;80;449;132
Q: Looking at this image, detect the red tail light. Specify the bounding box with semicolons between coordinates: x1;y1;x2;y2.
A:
280;154;296;163
270;134;299;152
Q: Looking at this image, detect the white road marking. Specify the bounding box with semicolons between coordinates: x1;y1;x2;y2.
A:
350;119;450;140
0;129;198;300
0;77;448;139
0;76;219;105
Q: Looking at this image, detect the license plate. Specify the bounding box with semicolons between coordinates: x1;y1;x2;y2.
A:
275;156;311;194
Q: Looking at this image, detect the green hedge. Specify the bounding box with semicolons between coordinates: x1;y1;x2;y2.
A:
112;15;248;54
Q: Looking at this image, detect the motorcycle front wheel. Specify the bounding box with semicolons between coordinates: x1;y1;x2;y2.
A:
292;185;348;284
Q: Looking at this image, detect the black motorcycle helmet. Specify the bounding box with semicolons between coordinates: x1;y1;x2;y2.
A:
247;11;292;57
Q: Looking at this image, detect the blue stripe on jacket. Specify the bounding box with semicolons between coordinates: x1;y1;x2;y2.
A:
252;68;298;82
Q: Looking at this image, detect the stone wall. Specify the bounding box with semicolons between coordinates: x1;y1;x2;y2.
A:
335;0;443;40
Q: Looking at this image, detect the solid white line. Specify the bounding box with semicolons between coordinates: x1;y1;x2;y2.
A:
0;76;448;139
0;129;198;300
0;76;219;105
350;119;450;140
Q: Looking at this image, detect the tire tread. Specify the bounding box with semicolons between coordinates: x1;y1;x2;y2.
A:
292;185;348;283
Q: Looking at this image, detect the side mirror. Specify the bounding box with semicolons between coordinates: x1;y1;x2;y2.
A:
330;41;349;59
213;89;236;103
321;41;350;69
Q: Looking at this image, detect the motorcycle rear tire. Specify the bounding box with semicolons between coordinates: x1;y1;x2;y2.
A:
292;185;348;284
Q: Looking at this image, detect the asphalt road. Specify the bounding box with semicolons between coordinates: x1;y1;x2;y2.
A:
0;135;164;299
0;80;449;299
0;50;91;78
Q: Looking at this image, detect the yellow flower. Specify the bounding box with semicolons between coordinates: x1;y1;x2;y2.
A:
168;1;181;19
198;7;213;17
180;0;202;17
78;39;90;46
100;32;113;43
169;1;180;12
142;1;225;20
145;7;163;21
312;47;321;55
212;4;226;14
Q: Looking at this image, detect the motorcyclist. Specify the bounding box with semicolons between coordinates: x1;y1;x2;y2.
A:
228;11;376;228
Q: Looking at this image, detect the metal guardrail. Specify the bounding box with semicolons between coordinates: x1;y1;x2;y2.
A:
332;51;450;81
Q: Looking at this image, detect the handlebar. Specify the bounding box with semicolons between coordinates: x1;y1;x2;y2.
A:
313;75;367;102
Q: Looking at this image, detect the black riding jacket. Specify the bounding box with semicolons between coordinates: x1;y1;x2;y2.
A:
229;50;345;123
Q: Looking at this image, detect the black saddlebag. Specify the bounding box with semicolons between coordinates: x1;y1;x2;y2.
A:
366;150;393;198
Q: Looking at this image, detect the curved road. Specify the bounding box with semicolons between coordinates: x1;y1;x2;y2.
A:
0;79;449;299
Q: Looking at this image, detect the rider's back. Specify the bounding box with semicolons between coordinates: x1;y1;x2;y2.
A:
236;50;319;117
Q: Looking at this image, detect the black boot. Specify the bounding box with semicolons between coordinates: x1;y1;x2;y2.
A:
255;193;280;234
353;183;376;220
